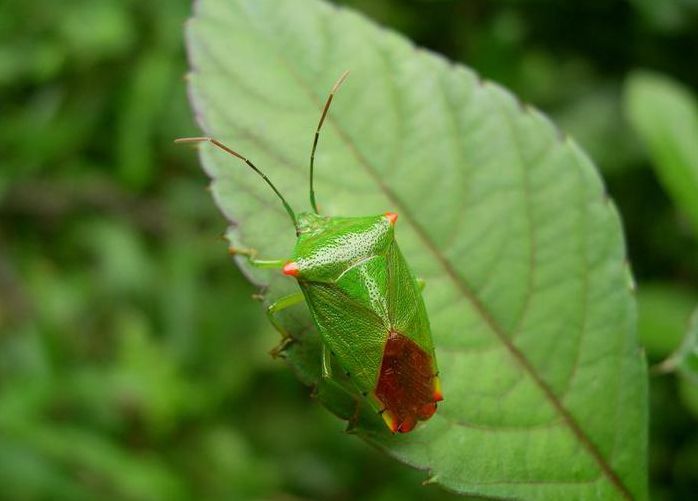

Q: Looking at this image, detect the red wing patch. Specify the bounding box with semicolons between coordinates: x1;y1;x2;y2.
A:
375;331;441;433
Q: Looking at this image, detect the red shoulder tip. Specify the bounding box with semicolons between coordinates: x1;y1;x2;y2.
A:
385;212;398;225
282;262;300;277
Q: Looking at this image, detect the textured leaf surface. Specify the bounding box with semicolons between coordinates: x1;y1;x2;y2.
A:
185;0;647;498
625;71;698;235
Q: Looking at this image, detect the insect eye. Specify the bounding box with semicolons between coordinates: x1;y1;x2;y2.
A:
385;212;398;225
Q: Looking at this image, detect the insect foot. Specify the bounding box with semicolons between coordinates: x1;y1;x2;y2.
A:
269;337;294;359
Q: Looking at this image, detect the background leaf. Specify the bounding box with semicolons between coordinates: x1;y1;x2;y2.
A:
186;0;648;499
679;309;698;383
625;71;698;236
637;283;698;360
659;306;698;384
655;305;698;422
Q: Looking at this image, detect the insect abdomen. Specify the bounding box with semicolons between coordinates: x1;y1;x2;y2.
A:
293;214;441;433
376;331;441;433
303;242;441;433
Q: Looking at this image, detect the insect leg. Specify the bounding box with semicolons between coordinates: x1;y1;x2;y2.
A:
229;246;286;269
321;344;334;379
249;259;287;269
316;344;366;432
267;292;305;357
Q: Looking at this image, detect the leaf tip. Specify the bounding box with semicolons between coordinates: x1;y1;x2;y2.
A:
558;127;569;143
422;474;439;486
513;95;523;109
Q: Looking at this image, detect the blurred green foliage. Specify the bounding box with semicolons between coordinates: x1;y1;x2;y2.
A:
626;71;698;236
0;0;697;499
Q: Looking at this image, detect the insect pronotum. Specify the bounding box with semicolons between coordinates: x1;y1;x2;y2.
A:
177;72;443;433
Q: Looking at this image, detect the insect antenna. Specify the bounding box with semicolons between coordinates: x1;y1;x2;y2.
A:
309;70;350;214
175;136;298;228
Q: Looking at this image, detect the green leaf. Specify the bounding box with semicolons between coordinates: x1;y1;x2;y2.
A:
637;283;698;360
679;376;698;419
658;306;698;384
184;0;648;498
661;306;698;419
628;0;691;33
679;309;698;382
625;71;698;236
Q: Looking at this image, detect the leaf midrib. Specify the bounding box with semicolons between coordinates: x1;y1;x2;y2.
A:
327;115;631;498
194;3;634;498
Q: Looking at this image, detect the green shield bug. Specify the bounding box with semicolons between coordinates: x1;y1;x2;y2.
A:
177;72;442;433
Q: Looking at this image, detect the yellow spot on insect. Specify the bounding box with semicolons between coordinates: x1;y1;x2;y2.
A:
381;409;399;433
433;376;443;402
